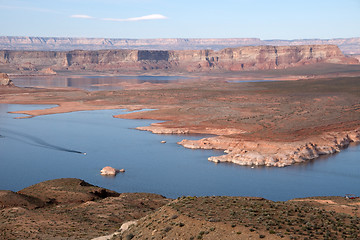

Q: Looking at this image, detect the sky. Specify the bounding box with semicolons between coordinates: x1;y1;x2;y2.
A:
0;0;359;40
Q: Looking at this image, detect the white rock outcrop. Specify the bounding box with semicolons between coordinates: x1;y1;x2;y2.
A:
0;73;13;86
180;128;360;167
100;166;119;176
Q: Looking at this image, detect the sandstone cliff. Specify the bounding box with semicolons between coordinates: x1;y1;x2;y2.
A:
0;45;357;73
1;36;360;54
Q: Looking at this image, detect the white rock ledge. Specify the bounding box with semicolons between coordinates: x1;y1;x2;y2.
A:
180;128;360;167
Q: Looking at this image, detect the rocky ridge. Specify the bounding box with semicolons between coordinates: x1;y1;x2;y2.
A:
1;36;360;54
0;45;358;73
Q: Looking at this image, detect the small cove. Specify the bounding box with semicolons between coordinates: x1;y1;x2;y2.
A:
0;104;359;201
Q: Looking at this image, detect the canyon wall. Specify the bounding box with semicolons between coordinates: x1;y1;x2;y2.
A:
168;45;358;71
0;45;357;72
1;36;360;54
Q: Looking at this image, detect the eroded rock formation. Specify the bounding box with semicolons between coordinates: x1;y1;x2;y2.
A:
178;128;360;167
0;45;357;73
100;166;120;176
0;73;13;86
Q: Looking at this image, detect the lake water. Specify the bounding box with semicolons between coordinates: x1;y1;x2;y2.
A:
12;75;187;91
0;104;359;201
227;79;276;83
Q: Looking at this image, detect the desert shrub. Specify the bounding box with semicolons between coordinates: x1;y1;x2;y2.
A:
125;233;134;240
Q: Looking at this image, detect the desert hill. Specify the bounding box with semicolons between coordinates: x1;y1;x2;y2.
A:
0;178;169;239
1;178;359;239
117;195;360;240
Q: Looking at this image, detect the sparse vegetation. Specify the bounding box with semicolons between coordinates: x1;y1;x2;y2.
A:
0;179;170;240
1;180;360;239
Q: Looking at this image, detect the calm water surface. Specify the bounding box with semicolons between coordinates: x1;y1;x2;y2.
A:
0;104;359;201
227;79;276;83
12;75;187;91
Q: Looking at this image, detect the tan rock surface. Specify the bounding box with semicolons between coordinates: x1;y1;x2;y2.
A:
0;72;13;86
179;128;360;167
39;67;56;75
100;166;119;176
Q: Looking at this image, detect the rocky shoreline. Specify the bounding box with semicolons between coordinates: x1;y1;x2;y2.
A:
2;70;359;168
138;125;360;167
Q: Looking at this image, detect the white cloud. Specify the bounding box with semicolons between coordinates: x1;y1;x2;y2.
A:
70;14;94;19
69;14;167;22
102;14;168;22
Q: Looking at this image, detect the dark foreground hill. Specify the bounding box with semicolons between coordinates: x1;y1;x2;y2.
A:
1;178;359;239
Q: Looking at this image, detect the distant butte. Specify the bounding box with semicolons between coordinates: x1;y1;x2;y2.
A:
0;36;360;55
0;45;358;73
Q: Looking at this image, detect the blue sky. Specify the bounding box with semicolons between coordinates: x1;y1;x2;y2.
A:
0;0;359;39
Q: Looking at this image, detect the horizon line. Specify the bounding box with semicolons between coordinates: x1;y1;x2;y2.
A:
0;36;359;41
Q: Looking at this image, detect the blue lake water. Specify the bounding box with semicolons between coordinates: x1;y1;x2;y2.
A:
12;75;188;91
0;104;359;201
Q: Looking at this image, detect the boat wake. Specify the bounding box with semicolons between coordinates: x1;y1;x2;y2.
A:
0;128;86;155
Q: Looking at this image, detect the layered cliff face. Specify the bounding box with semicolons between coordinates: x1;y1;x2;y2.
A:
0;45;357;73
169;45;358;71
